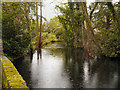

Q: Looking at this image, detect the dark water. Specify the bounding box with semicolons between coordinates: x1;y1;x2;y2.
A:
13;42;120;88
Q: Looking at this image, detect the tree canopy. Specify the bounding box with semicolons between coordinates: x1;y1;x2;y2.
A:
2;1;120;59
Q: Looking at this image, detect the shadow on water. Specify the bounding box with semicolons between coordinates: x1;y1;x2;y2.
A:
13;42;120;88
13;56;32;87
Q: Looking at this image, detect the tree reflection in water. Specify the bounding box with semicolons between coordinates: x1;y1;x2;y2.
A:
13;42;120;88
49;46;119;88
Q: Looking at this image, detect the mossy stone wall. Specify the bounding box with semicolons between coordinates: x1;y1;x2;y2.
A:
2;58;28;89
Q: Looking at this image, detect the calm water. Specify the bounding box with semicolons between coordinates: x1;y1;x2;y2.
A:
13;42;120;88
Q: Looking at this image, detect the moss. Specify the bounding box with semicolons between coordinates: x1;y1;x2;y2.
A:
2;60;28;89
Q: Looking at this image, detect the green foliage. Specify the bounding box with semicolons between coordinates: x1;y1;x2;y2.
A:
56;2;120;57
42;32;57;45
101;23;120;57
2;2;120;58
44;16;64;40
2;2;31;58
56;3;84;47
102;37;120;57
91;2;120;57
31;31;57;49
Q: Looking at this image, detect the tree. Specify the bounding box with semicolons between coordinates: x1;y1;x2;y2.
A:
36;2;39;49
45;16;64;40
56;2;84;47
39;1;42;49
89;2;120;57
2;2;31;58
80;2;101;51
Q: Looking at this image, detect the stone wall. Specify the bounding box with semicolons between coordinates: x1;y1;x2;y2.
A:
2;56;28;89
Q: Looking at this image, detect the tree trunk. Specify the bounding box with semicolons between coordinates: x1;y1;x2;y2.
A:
74;32;77;47
39;1;42;49
106;15;110;29
90;2;98;20
118;2;120;30
36;2;39;49
107;2;120;30
36;2;39;60
24;3;33;56
81;23;85;48
80;2;101;51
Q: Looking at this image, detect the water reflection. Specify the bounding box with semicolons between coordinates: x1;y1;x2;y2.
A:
30;49;72;88
63;47;119;88
30;52;33;63
13;42;120;88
